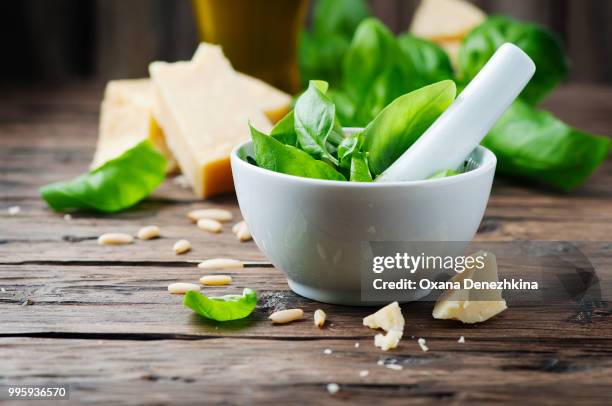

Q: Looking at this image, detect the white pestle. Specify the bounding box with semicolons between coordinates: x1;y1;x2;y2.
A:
376;43;536;182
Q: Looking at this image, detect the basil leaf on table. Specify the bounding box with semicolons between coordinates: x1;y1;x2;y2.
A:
294;81;339;165
362;80;457;176
184;288;257;322
483;100;610;191
397;33;455;89
350;152;373;182
298;0;370;87
458;16;568;105
40;140;166;213
250;124;346;181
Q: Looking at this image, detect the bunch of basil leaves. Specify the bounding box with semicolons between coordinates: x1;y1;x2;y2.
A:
248;79;457;182
299;8;610;191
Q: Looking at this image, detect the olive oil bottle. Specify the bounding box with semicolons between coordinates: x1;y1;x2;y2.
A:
192;0;309;94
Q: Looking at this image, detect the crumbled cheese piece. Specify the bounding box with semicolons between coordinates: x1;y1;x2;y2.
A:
323;348;333;355
354;342;360;348
363;301;404;331
326;383;340;394
458;336;465;343
385;364;403;371
8;206;20;215
359;370;369;378
374;330;403;351
433;251;507;323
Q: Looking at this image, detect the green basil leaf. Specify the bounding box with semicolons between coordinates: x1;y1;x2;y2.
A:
458;16;568;105
294;81;339;165
312;0;370;39
298;0;370;87
270;111;297;146
337;131;365;169
362;80;457;176
328;89;356;125
397;33;455;89
342;18;402;102
350;152;373;182
428;169;461;179
483;100;610;191
250;124;346;181
184;288;257;321
40;140;166;213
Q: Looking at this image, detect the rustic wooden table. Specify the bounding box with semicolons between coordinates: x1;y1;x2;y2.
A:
1;84;611;405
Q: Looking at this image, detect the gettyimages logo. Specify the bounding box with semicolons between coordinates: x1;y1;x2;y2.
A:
360;241;607;304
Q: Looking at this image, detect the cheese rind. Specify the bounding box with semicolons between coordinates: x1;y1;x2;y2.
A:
91;79;176;172
433;251;507;323
150;44;272;198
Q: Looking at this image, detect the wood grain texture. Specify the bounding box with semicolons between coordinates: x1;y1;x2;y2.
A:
0;85;611;404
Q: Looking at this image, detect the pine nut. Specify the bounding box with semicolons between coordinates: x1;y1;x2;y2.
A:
197;218;222;233
232;221;245;234
314;309;326;328
173;239;192;254
188;208;233;223
234;221;252;242
98;233;134;245
198;258;243;270
137;225;160;240
168;282;200;294
269;308;303;324
417;337;429;352
199;275;232;286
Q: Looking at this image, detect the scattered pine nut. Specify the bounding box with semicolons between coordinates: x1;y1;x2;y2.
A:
137;225;160;240
199;275;232;286
236;225;252;242
232;220;252;242
8;206;20;215
188;208;233;223
198;258;243;270
269;308;303;324
232;221;245;234
98;233;134;245
458;336;465;344
417;337;429;352
323;348;332;355
385;364;403;371
197;218;222;233
326;383;340;395
359;370;369;377
168;282;200;294
314;309;326;328
173;239;192;255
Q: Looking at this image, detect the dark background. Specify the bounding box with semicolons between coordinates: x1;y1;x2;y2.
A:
1;0;610;85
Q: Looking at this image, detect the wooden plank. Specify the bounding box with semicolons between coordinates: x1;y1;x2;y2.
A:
1;263;610;339
0;337;611;405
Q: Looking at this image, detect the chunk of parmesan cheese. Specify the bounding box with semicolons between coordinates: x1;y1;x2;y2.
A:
433;251;507;323
150;43;272;198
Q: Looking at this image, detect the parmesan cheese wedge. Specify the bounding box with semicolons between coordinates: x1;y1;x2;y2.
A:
191;46;291;123
410;0;486;42
150;43;272;198
433;251;507;324
91;79;177;172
